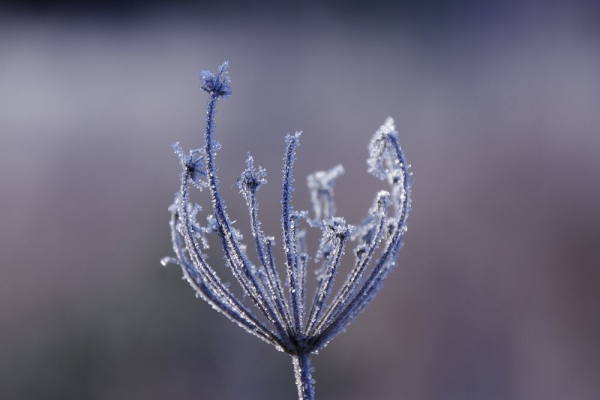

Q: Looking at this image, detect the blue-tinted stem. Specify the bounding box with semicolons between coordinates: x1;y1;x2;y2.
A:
248;191;293;334
203;93;290;348
265;238;294;330
312;194;388;338
171;199;281;347
282;133;303;336
313;135;410;351
305;234;348;337
292;351;315;400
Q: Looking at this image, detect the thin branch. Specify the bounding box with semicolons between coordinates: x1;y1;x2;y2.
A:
281;132;303;336
202;86;291;347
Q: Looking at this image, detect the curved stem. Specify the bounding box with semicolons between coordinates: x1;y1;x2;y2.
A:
312;134;411;351
170;206;281;348
305;233;348;338
248;191;293;333
311;194;388;339
292;351;315;400
204;93;291;349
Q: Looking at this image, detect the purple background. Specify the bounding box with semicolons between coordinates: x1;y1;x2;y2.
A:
1;1;599;399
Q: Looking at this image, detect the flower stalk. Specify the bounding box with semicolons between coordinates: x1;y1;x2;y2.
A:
163;61;412;399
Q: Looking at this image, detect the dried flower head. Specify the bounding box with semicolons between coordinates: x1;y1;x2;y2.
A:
163;62;412;400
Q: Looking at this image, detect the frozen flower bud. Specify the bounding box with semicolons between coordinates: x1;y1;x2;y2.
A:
199;69;216;92
238;152;267;201
367;117;399;180
200;61;232;98
173;142;208;190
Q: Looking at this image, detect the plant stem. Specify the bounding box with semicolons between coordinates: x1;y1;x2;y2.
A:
292;351;315;400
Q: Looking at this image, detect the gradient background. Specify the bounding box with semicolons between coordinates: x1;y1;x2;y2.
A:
1;1;600;399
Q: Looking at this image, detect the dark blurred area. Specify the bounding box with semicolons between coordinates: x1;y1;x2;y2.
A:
1;0;600;399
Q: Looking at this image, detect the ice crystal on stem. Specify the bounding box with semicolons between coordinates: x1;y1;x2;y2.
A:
163;62;412;400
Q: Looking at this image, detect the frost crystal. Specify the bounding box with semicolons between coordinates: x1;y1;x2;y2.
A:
307;164;344;221
199;62;232;98
172;142;208;190
238;152;267;202
163;62;412;400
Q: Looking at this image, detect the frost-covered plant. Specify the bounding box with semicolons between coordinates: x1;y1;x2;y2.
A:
162;61;412;400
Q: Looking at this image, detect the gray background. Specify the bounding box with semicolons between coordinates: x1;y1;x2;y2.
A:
1;1;599;399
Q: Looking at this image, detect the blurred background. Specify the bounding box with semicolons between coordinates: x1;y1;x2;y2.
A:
1;0;599;399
